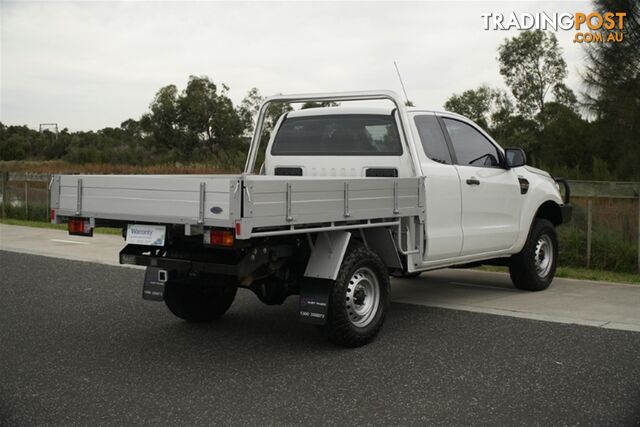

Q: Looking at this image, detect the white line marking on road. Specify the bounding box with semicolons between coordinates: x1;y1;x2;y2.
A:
50;239;90;245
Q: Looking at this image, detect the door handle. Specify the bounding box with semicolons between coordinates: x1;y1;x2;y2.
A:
466;177;480;186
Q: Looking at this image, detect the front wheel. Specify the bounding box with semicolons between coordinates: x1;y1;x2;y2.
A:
323;242;390;347
509;219;558;291
163;273;237;322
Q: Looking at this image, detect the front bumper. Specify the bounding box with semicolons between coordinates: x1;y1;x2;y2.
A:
554;177;572;224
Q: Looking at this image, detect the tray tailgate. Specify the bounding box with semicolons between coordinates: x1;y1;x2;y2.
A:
53;174;241;226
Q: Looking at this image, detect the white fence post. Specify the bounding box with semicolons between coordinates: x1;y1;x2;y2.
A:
0;172;5;218
24;179;29;218
46;174;51;221
586;199;592;269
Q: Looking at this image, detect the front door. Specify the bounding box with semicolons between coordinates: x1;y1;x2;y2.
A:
440;117;522;256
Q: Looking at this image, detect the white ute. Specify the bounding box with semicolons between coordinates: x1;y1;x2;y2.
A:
50;91;572;347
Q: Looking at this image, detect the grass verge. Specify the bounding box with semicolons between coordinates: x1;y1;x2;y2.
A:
478;265;639;285
0;218;122;235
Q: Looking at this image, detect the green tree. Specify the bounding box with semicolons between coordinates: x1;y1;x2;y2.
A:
265;102;293;131
120;119;141;137
176;76;245;150
536;102;590;172
238;87;264;137
238;88;293;137
0;133;28;160
177;76;218;142
237;88;294;172
498;30;572;117
582;0;640;180
444;85;499;129
139;84;182;154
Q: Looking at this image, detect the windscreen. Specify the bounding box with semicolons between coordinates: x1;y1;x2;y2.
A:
271;114;403;156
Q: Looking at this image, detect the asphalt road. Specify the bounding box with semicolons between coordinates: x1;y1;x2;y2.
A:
3;224;640;332
1;250;639;426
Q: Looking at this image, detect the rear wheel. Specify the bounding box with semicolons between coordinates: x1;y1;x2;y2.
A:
509;219;558;291
323;242;389;347
163;273;237;322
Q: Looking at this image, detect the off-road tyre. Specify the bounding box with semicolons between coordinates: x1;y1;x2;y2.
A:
164;273;237;322
323;241;390;347
509;218;558;291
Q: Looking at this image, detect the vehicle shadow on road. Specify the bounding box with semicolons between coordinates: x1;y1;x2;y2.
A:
111;290;453;364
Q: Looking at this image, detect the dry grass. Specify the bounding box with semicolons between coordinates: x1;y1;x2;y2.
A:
0;160;234;174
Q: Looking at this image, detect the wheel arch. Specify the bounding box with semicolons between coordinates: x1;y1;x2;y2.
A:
534;200;563;226
303;227;402;280
512;196;563;254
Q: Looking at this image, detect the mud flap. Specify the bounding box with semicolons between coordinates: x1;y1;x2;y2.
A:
143;267;167;301
299;278;333;325
304;231;351;280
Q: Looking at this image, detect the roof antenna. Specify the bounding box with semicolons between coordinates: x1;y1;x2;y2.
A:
394;61;413;106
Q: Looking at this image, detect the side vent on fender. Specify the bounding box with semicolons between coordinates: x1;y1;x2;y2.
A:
275;167;303;176
518;177;530;194
366;168;398;178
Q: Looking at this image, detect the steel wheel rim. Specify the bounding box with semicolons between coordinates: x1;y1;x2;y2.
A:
345;267;380;328
534;234;553;278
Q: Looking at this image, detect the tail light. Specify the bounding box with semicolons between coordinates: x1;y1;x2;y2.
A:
68;218;93;236
204;229;234;247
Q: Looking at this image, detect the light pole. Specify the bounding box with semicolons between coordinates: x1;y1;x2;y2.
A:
39;123;59;140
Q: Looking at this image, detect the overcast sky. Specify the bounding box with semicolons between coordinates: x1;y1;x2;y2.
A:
1;0;591;131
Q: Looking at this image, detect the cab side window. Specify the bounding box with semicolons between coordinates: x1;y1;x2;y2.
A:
414;115;452;164
443;118;500;167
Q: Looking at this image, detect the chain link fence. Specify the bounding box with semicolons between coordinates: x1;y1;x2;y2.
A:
558;181;639;274
0;172;51;221
1;172;639;273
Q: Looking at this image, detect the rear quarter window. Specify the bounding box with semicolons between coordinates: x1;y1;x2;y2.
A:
271;114;403;156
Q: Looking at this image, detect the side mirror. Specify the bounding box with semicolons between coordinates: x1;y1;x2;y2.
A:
504;148;526;169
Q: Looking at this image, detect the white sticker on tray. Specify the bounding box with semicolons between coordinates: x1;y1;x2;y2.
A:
126;224;166;246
